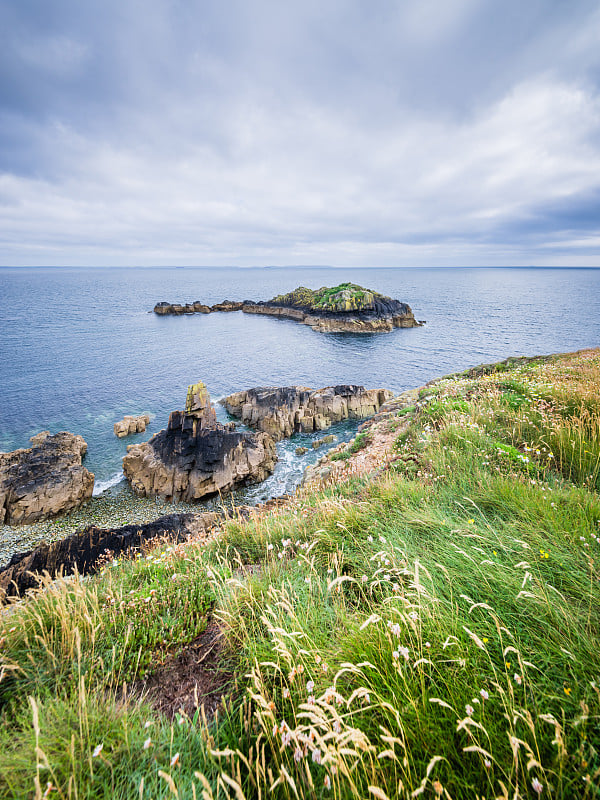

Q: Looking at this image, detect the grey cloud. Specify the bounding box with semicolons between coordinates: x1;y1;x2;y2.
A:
1;0;600;265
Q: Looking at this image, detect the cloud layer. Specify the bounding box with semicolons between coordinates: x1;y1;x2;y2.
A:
1;0;600;266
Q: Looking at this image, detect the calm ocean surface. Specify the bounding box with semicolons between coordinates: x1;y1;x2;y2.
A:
1;266;599;498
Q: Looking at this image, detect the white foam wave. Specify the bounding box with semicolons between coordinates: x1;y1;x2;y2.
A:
93;472;125;496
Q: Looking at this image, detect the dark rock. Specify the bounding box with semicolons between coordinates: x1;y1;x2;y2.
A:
0;432;94;525
0;512;220;600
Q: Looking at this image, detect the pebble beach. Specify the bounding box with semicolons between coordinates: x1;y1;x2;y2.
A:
0;486;204;568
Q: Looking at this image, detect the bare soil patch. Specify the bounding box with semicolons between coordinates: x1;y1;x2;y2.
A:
137;620;233;720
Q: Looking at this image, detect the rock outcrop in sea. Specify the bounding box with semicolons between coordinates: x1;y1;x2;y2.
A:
0;511;220;600
0;432;94;525
122;382;277;501
222;385;393;441
154;283;424;333
114;413;150;438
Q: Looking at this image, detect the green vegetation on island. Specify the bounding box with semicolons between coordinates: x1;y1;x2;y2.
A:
271;283;379;312
1;349;599;798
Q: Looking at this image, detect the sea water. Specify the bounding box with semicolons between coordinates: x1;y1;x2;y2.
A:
1;266;599;497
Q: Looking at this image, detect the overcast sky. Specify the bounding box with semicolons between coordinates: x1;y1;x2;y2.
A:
1;0;600;267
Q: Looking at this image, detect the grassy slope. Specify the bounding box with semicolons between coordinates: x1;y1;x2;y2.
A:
1;349;599;799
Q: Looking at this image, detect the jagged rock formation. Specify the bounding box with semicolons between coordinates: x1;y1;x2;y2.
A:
122;382;277;501
222;385;393;441
153;283;424;333
0;512;220;600
114;414;150;438
0;432;94;525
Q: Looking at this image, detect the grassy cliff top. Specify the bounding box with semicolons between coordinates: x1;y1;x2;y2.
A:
270;282;383;312
1;348;599;798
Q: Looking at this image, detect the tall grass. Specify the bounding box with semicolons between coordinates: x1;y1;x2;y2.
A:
1;349;599;798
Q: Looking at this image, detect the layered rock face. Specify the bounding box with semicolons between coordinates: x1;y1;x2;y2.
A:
122;382;277;501
222;385;393;441
0;432;94;525
153;283;424;333
114;414;150;438
0;511;220;599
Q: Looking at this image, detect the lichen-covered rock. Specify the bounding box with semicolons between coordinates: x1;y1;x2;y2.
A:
222;385;393;441
123;383;276;501
0;432;94;525
114;414;150;438
0;512;220;600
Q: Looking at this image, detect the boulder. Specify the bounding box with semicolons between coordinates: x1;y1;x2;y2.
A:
123;382;277;501
222;385;393;441
0;432;94;525
0;511;220;600
114;414;150;438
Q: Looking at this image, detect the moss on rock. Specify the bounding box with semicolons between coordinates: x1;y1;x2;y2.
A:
271;283;381;312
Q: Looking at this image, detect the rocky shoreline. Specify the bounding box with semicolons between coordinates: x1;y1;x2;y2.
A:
0;378;395;596
0;489;205;569
222;384;393;440
0;511;221;600
153;283;424;333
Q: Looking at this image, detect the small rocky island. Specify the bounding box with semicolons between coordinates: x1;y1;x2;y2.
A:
122;382;277;501
154;283;424;333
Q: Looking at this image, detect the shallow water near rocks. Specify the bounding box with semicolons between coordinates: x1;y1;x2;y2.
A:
1;266;599;560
